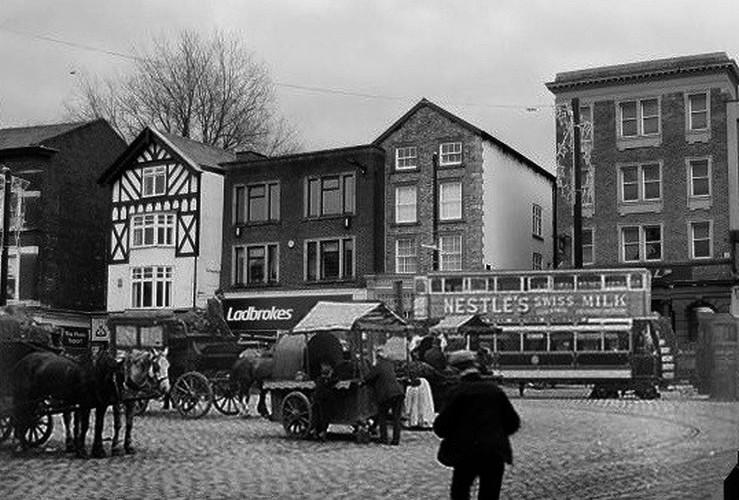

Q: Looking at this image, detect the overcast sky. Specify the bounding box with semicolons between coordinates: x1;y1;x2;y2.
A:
2;0;739;172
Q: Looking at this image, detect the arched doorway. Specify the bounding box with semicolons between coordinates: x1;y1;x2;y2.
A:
687;302;716;343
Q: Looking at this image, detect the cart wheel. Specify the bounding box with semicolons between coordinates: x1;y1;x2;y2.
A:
281;391;312;439
212;379;240;416
19;413;53;448
0;415;12;442
171;371;213;419
133;399;150;416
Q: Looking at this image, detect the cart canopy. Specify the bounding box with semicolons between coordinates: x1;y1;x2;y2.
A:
429;314;497;335
292;301;407;333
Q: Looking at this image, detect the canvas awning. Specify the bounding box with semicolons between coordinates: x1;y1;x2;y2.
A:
291;301;408;333
429;314;497;335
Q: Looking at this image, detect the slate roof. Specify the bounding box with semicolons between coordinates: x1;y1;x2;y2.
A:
0;121;93;150
157;130;236;170
546;52;739;92
374;98;553;181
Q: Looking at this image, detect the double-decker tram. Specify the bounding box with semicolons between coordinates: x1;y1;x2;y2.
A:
413;268;675;398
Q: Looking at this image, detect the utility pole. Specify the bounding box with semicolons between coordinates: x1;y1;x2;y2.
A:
572;98;583;269
0;165;11;306
431;152;439;271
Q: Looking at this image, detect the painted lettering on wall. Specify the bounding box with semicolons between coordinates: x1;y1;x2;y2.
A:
441;293;628;318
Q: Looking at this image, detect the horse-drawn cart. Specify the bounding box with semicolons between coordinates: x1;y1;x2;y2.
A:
264;301;410;441
108;309;245;419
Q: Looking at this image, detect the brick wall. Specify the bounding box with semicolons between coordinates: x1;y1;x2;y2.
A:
221;146;385;291
378;106;484;273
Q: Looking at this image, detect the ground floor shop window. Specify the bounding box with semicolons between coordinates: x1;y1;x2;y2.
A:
131;266;172;308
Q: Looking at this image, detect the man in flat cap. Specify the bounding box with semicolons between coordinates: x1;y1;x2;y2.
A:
362;344;404;445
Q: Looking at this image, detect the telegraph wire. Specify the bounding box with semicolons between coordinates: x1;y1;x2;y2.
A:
0;25;553;111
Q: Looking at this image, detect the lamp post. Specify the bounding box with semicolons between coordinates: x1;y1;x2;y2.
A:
0;165;11;306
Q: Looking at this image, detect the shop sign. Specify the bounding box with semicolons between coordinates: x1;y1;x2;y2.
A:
90;316;110;342
61;326;90;348
223;294;353;331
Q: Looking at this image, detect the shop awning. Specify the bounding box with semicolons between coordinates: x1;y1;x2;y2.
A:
291;301;407;333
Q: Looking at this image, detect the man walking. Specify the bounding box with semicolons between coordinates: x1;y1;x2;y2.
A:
433;351;520;499
362;345;403;445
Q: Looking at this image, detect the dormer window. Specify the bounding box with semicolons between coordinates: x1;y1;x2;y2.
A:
142;166;166;197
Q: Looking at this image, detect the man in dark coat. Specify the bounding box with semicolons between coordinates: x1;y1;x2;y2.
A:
206;289;232;336
362;345;404;445
433;351;520;500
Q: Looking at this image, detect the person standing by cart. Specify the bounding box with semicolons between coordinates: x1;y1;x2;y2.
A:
361;345;404;445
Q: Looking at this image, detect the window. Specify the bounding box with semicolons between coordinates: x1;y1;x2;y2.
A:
532;252;543;270
576;332;602;351
395;186;417;223
307;174;355;217
396;239;417;274
236;182;279;222
131;266;172;308
6;251;17;300
619;98;660;137
233;243;278;285
582;228;594;265
142;166;166;197
523;332;546;351
620;163;661;202
688;92;709;131
688;158;711;197
395;146;418;170
621;225;662;262
690;221;712;259
305;238;354;281
131;213;175;247
439;234;462;271
439;181;462;220
581;166;594;207
532;204;542;237
439;142;462;166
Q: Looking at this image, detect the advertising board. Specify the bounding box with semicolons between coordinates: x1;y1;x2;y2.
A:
223;294;354;332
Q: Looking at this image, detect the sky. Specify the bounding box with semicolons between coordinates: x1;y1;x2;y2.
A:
2;0;739;172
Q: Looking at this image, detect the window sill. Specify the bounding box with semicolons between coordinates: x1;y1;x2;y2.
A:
686;129;710;144
616;135;661;151
304;278;357;285
232;282;281;289
532;234;544;241
438;218;465;224
391;221;421;228
392;167;420;174
237;220;280;227
687;197;712;210
303;214;354;222
437;163;465;170
130;244;176;250
617;200;662;215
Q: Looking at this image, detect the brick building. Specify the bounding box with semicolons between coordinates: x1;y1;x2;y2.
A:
219;145;385;339
0;120;126;338
368;99;554;316
546;53;739;375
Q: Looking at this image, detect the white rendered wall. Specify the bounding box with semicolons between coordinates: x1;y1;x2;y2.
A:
195;171;224;308
481;142;554;270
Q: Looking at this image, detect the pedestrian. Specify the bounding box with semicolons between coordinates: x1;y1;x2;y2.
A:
361;345;404;445
403;376;435;429
424;337;447;371
311;362;336;441
206;289;232;336
433;351;520;500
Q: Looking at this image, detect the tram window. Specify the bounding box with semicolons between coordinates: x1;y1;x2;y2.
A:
604;331;629;351
604;274;628;289
523;332;547;351
629;273;644;289
487;278;496;291
576;332;602;351
634;325;655;354
529;276;549;290
431;278;443;293
576;274;602;290
444;277;463;292
553;275;575;290
496;332;521;351
497;276;521;291
549;332;573;351
470;278;487;291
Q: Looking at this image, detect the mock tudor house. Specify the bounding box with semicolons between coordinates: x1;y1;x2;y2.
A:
367;98;555;315
546;52;739;376
218;145;385;340
99;127;235;317
0;119;126;341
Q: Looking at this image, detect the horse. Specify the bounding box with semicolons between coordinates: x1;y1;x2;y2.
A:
110;347;170;455
229;350;274;418
12;349;121;458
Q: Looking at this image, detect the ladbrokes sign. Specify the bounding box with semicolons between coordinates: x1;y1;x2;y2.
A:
223;295;353;331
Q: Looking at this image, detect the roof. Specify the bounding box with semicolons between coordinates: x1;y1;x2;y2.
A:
373;98;553;181
291;301;407;333
546;52;739;92
99;127;236;184
221;143;383;169
0;121;94;150
430;314;495;334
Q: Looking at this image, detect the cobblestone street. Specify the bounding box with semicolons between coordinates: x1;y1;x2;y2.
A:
1;388;736;499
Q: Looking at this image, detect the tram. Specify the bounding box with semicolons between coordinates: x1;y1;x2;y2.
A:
413;268;675;398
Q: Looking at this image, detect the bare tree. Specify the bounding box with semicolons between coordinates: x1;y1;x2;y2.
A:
67;30;301;155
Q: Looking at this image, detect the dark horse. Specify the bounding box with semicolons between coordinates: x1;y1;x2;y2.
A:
229;350;274;418
12;349;121;457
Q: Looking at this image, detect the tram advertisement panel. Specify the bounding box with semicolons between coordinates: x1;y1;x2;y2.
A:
430;291;643;322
